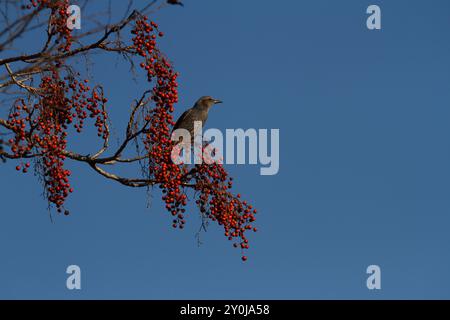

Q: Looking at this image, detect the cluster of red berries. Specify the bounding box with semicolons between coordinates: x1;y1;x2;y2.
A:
7;65;108;213
194;159;257;262
132;18;167;84
25;0;72;52
7;100;32;159
7;102;33;173
34;71;73;211
132;17;189;229
69;80;109;138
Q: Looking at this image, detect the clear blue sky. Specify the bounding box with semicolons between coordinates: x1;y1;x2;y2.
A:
1;0;450;299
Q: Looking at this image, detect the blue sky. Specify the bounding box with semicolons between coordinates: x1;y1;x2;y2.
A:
1;0;450;299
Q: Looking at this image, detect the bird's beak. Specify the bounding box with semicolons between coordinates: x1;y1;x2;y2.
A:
213;99;223;105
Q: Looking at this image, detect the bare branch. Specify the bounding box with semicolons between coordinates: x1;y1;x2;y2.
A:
4;63;41;94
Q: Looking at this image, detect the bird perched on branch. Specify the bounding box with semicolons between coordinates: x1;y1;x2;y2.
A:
172;96;222;144
167;0;184;7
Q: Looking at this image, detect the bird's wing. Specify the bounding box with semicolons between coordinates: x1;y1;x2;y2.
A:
173;108;193;131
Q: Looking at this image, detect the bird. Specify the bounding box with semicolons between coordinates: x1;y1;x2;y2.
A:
172;96;222;145
167;0;184;7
